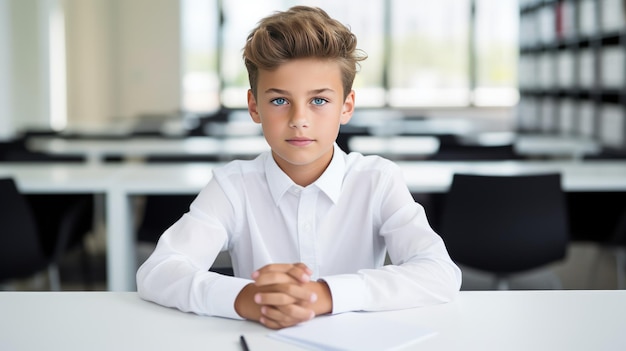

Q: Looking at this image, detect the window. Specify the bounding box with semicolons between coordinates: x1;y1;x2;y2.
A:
474;0;519;106
181;0;219;112
181;0;519;112
389;0;471;107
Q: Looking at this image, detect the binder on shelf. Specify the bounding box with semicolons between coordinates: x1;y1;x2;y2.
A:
539;53;556;89
539;4;556;44
559;0;577;39
518;55;537;90
599;104;626;148
578;101;596;138
520;13;541;48
517;96;540;131
578;0;597;37
559;98;577;136
600;47;625;89
578;48;595;89
540;98;557;133
600;0;626;33
557;50;575;88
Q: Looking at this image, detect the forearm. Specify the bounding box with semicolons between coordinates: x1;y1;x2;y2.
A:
137;258;250;319
322;256;461;313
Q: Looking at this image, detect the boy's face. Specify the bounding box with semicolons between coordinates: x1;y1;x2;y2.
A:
247;58;354;181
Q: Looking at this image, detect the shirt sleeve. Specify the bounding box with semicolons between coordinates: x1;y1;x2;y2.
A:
136;178;250;320
321;164;462;314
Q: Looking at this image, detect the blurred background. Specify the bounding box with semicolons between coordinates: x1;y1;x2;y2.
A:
1;0;625;291
1;0;522;136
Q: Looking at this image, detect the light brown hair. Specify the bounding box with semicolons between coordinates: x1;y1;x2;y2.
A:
243;6;367;99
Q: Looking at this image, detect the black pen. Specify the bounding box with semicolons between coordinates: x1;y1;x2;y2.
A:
240;334;250;351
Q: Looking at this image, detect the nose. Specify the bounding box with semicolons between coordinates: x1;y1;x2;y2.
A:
288;104;309;129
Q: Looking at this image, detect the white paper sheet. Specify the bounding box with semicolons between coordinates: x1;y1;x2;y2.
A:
268;312;437;351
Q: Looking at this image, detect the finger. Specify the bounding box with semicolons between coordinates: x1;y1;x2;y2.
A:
255;287;317;306
254;263;299;275
254;264;312;285
259;305;314;329
259;315;295;330
292;262;313;276
254;270;310;286
262;304;315;324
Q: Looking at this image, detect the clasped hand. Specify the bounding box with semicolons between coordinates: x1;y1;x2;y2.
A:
234;263;332;329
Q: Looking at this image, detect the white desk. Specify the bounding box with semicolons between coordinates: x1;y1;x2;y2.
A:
0;163;118;194
348;136;440;158
397;160;626;193
4;160;626;291
514;134;601;159
27;136;269;164
0;290;624;351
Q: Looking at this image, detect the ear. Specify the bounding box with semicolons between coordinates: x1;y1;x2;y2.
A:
339;90;355;125
247;89;261;124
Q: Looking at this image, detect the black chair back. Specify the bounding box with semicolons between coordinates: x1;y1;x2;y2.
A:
0;178;48;281
440;173;569;274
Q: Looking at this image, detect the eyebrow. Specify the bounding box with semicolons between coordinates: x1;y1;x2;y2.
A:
264;88;335;95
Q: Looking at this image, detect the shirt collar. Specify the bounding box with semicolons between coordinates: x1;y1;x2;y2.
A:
264;143;346;206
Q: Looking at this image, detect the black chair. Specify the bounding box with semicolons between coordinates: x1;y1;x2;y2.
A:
1;144;96;288
428;139;523;161
0;178;90;290
439;173;569;290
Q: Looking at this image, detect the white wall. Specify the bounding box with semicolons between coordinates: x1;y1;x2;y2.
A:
0;0;13;140
0;0;51;139
64;0;181;125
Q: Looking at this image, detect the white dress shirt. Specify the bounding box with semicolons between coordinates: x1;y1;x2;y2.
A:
136;144;462;319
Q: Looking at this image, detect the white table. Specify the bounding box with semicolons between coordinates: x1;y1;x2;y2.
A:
514;134;601;159
348;136;440;158
0;290;624;351
27;136;270;164
0;163;119;194
28;132;603;165
397;160;626;193
4;160;626;291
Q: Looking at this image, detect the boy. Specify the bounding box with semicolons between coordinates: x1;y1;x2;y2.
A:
137;5;461;330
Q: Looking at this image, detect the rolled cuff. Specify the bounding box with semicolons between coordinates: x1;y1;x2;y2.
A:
206;276;252;319
320;274;368;314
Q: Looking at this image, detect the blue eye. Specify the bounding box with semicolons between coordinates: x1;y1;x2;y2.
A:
271;98;287;106
312;98;327;106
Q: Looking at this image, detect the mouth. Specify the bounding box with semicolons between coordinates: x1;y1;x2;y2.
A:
286;137;315;147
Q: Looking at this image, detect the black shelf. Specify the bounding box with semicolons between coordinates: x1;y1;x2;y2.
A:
517;0;626;150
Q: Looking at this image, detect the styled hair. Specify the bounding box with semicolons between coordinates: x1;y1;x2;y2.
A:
243;6;367;99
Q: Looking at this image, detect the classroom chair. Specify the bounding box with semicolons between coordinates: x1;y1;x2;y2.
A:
427;134;523;161
438;173;569;290
0;178;91;290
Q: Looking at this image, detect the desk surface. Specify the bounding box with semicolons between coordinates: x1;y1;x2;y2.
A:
0;290;624;351
0;163;118;193
27;136;270;164
111;160;626;194
27;133;602;165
